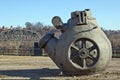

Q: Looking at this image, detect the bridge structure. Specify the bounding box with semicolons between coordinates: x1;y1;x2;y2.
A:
0;29;42;56
0;29;39;41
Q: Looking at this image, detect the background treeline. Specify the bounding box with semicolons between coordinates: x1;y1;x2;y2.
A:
0;22;119;56
104;29;120;57
0;22;60;56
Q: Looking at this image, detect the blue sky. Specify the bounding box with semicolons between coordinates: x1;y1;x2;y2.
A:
0;0;120;30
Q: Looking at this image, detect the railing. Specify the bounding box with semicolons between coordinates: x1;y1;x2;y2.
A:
112;49;120;58
0;48;42;56
0;48;119;57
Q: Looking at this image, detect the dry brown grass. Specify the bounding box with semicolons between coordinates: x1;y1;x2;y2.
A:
0;56;119;80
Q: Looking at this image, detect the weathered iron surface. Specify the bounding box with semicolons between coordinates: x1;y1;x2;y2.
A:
39;9;112;75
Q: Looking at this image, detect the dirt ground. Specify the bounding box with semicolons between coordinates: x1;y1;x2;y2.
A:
0;56;119;80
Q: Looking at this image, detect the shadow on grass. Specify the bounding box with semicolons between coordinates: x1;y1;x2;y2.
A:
0;68;61;80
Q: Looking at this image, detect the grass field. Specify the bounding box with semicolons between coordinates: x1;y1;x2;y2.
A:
0;56;119;80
